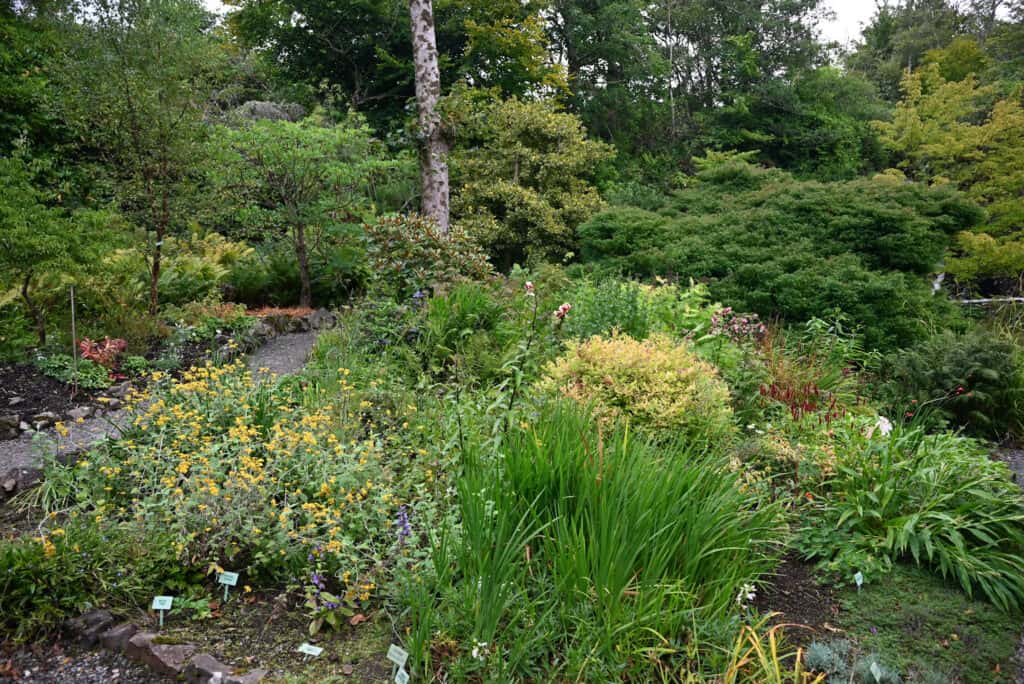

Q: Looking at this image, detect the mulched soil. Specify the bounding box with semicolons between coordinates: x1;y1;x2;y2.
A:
0;365;101;426
753;553;843;647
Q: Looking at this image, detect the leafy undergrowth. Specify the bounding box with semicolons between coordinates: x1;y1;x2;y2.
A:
833;563;1020;683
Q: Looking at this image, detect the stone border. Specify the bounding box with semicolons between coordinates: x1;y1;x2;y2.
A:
65;609;266;683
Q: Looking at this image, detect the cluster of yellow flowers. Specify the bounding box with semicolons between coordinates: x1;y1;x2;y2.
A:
56;358;422;604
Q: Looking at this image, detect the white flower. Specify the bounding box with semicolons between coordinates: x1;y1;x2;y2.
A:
471;641;489;660
736;583;756;605
876;416;893;436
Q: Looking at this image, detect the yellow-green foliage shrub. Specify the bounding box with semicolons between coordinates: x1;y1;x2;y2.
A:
540;333;735;443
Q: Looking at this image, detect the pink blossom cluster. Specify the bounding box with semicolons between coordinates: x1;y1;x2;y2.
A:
709;307;766;342
553;303;572;320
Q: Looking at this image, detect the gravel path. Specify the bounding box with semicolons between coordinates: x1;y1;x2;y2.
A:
246;330;320;378
2;642;168;683
0;411;127;475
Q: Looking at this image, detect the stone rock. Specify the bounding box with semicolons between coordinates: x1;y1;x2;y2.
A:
68;406;94;421
308;309;337;330
0;413;19;430
103;398;123;411
234;100;306;122
65;609;114;646
100;622;138;652
225;669;267;684
19;421;31;432
263;314;292;333
126;632;196;676
250;321;276;340
0;467;43;499
107;381;133;398
288;316;311;333
7;396;24;406
31;411;58;430
184;653;234;684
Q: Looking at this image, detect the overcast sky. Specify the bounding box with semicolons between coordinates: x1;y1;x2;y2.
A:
819;0;879;46
204;0;880;48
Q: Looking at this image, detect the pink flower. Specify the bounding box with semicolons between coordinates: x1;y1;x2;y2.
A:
524;281;535;296
553;303;572;320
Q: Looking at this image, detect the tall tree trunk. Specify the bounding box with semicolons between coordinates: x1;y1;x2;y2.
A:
295;224;313;308
149;183;169;316
408;0;450;233
21;272;46;346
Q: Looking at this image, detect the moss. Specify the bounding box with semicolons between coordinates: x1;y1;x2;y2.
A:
835;563;1020;683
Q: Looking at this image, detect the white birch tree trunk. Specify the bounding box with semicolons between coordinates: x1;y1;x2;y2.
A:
408;0;450;233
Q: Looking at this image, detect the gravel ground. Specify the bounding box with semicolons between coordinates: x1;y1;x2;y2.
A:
246;331;319;378
0;412;126;475
2;642;168;683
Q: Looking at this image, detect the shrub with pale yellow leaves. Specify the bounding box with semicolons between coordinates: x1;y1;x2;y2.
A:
539;333;736;445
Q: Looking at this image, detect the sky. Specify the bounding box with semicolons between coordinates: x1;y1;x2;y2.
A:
204;0;879;47
819;0;879;47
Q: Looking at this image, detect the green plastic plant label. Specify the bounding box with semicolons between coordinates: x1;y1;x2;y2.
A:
387;644;409;667
218;572;239;586
151;596;173;611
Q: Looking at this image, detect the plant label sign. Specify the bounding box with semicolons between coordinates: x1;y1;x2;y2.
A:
387;644;409;668
151;595;173;628
297;643;323;659
854;571;864;591
218;571;240;601
394;667;409;684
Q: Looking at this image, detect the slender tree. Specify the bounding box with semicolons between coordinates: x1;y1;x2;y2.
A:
408;0;450;232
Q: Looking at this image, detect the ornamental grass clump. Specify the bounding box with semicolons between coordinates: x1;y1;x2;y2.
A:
540;333;736;443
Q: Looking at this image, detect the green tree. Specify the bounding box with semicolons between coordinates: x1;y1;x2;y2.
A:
54;0;223;315
446;90;614;269
847;0;965;102
214;114;406;307
225;0;561;128
0;151;113;345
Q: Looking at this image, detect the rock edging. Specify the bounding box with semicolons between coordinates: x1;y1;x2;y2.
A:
66;609;266;684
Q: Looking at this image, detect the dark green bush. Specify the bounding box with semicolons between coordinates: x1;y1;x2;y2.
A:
876;328;1024;438
578;163;983;350
364;214;494;301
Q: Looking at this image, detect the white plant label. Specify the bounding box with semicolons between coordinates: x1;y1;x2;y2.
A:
386;644;409;668
854;571;864;591
297;643;323;658
395;668;410;684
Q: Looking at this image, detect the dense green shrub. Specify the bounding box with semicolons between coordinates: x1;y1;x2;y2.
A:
578;163;982;350
0;522;186;640
364;214;494;300
446;90;614;269
876;328;1024;438
800;424;1024;612
540;333;736;443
